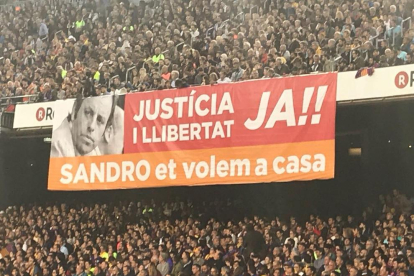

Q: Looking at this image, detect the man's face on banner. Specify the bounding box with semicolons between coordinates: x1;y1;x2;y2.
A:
71;97;113;155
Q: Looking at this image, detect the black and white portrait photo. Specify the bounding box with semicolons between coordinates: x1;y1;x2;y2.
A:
50;95;124;157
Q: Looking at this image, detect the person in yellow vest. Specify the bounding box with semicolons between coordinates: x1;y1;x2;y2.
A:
142;205;153;215
123;26;134;32
57;66;67;78
93;71;100;82
152;47;165;64
107;244;117;260
75;16;85;33
122;18;134;32
99;245;108;261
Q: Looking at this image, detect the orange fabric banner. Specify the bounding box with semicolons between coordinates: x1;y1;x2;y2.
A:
48;73;337;190
48;140;334;190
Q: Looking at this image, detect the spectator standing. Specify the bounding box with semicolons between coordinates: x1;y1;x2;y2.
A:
243;224;265;259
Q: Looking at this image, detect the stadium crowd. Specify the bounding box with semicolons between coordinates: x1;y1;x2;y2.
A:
0;189;413;276
0;0;413;103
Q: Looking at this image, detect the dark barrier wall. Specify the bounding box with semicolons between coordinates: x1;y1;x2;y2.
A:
0;136;363;220
1;101;414;220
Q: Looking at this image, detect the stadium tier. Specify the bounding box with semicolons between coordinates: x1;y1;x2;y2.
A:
2;2;414;276
0;0;413;105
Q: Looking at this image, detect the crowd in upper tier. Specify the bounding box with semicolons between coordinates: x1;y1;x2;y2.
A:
0;0;414;103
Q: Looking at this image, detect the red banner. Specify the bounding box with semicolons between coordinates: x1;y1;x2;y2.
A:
48;73;337;190
125;75;336;153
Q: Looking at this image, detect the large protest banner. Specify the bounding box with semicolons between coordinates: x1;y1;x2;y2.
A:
48;73;337;190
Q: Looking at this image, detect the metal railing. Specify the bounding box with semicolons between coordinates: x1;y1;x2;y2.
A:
250;5;258;16
206;27;215;38
207;12;246;40
234;12;245;23
1;94;38;128
385;27;396;47
217;19;230;37
1;94;38;103
368;33;380;48
331;56;342;72
264;0;270;10
369;33;379;43
1;94;38;112
384;27;390;40
125;66;136;85
175;42;185;51
392;29;396;47
219;19;230;30
108;75;119;88
376;38;384;49
402;17;412;38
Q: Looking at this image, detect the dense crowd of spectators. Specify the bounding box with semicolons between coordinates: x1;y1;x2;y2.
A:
0;189;414;276
0;0;414;104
